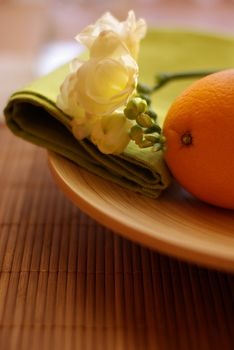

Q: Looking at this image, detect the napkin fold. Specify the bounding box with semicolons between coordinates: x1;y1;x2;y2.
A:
4;63;171;197
4;29;234;198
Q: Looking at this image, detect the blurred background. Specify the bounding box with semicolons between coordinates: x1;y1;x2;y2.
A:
0;0;234;117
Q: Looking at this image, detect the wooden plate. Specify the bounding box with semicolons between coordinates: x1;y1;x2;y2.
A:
48;151;234;272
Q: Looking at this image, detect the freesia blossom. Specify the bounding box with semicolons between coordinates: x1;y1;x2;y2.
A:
56;12;145;155
76;10;146;59
90;112;133;154
57;68;85;121
71;114;96;140
57;30;138;120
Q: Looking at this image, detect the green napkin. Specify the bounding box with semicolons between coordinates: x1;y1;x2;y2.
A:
4;29;234;197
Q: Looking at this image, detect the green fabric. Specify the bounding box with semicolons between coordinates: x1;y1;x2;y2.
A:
4;29;234;197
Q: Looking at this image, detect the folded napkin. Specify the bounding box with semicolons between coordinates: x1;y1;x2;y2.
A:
4;30;234;197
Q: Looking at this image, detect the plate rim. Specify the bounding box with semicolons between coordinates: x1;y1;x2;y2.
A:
48;151;234;272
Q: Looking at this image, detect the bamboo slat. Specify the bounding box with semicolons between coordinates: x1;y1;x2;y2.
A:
0;126;233;350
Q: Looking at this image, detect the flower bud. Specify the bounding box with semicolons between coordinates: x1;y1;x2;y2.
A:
152;143;162;152
152;135;166;152
144;124;161;134
146;109;157;121
136;113;153;128
138;93;151;105
160;135;166;144
139;139;154;148
124;97;147;120
144;135;160;143
129;124;143;144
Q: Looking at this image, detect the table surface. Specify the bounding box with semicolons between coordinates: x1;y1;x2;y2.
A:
1;2;234;349
0;125;233;350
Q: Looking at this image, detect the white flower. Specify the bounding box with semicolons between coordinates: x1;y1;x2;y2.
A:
57;68;86;121
57;66;95;140
56;12;146;155
71;114;96;140
58;30;138;119
90;112;133;154
76;10;147;59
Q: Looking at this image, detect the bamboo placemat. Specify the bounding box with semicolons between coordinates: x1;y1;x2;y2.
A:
0;125;233;350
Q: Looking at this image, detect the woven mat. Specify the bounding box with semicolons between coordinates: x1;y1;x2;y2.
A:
0;126;233;350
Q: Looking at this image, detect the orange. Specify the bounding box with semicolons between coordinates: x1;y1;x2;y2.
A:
163;69;234;209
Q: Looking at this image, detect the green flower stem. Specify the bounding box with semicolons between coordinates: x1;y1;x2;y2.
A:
137;70;219;94
152;69;218;92
133;70;219;151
